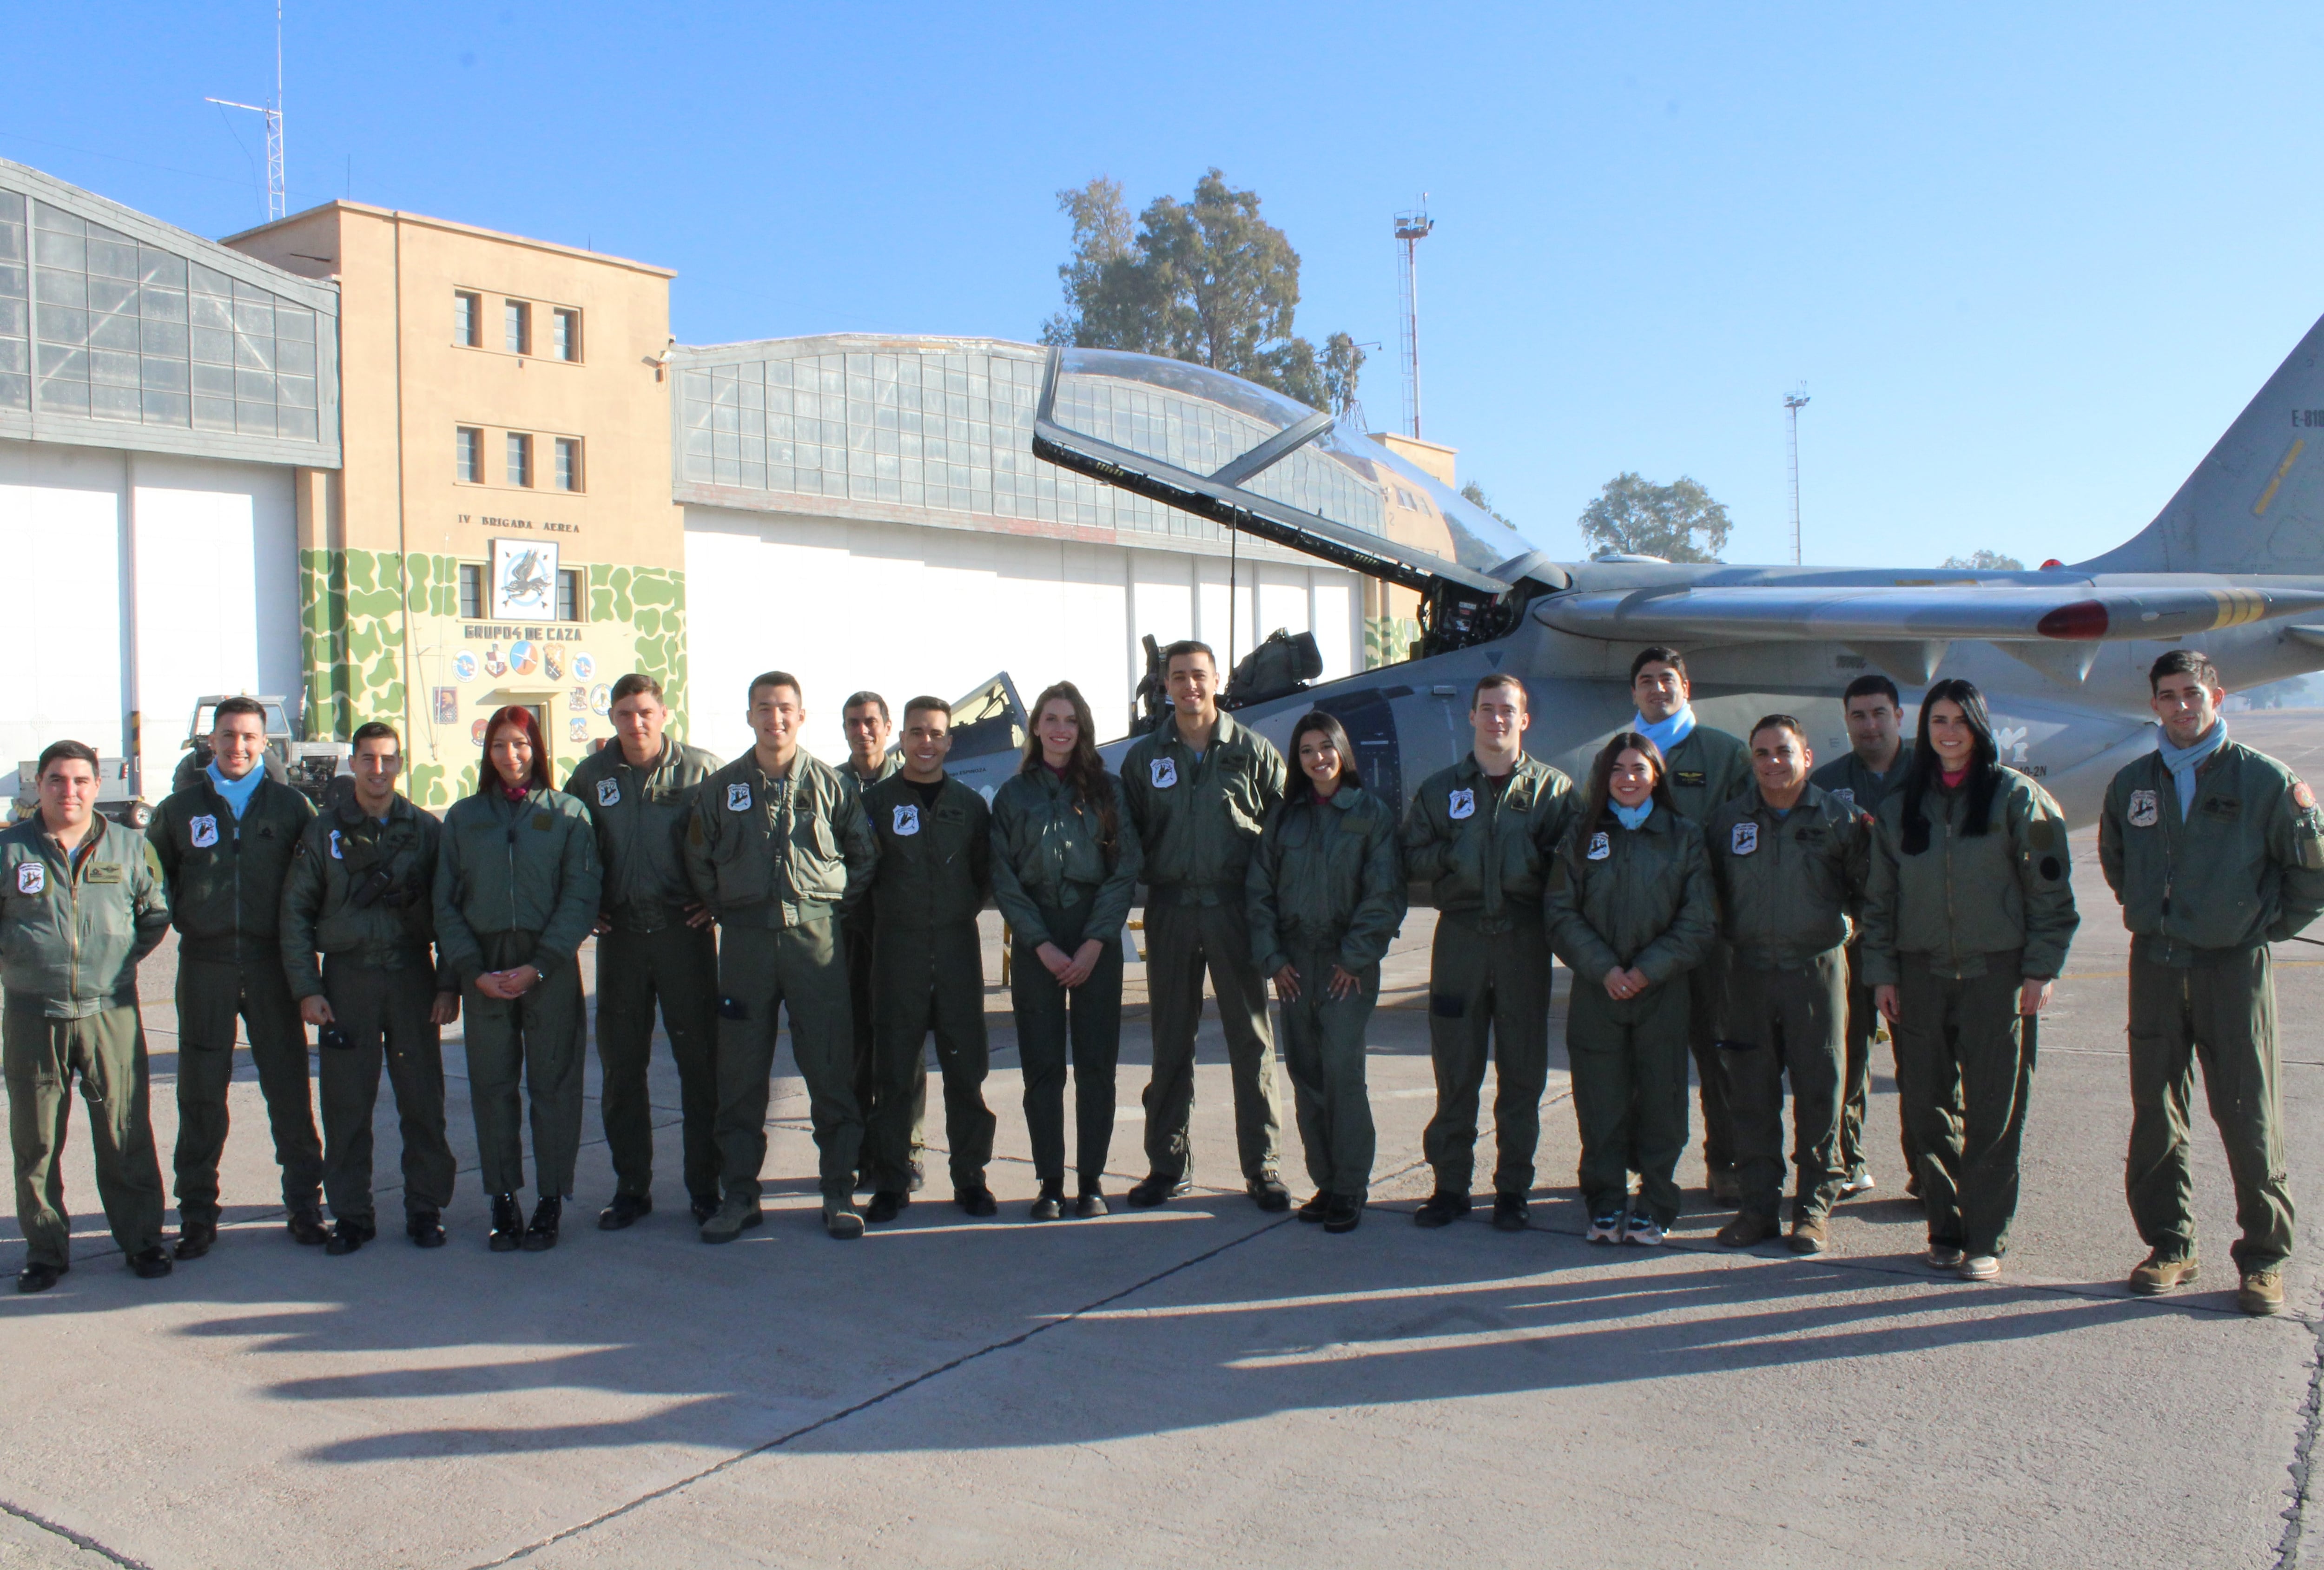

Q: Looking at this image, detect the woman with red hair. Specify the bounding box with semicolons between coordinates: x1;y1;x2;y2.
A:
433;706;601;1253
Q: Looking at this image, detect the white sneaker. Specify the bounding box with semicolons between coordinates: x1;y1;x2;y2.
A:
1958;1254;2000;1280
1585;1212;1623;1244
1839;1168;1877;1196
1624;1213;1667;1247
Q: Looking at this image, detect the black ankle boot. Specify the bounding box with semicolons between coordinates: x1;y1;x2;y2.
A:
489;1193;522;1252
522;1195;561;1252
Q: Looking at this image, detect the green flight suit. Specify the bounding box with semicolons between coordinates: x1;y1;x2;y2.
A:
0;814;172;1267
1547;804;1717;1226
1247;784;1406;1198
684;749;877;1206
2099;729;2324;1272
434;786;601;1200
859;772;994;1194
1119;713;1288;1185
150;773;323;1227
1704;784;1872;1222
280;791;456;1225
566;739;724;1210
1863;766;2078;1257
1402;751;1578;1197
990;767;1142;1187
1645;720;1753;1181
1811;742;1920;1182
841;753;922;1175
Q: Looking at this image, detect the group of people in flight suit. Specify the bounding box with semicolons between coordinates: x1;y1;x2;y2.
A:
1;638;2315;1316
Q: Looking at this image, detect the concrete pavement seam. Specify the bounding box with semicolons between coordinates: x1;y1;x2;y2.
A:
0;1497;153;1570
2276;1309;2324;1569
464;1211;1300;1569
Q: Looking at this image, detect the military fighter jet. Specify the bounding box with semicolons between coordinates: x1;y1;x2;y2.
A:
936;317;2324;827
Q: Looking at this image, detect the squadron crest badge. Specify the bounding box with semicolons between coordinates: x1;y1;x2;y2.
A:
1151;759;1177;789
1732;822;1759;855
190;815;219;849
1448;788;1475;821
1587;831;1612;861
893;804;921;837
2128;789;2159;829
726;783;753;813
596;778;621;808
16;864;43;895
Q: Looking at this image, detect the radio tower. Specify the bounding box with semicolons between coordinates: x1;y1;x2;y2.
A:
206;2;285;221
1784;385;1810;565
1394;201;1433;438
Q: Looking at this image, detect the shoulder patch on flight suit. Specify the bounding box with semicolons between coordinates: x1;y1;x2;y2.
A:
596;778;621;807
2030;818;2056;850
2040;857;2063;881
1448;788;1475;821
2296;780;2317;811
16;863;44;894
1587;831;1611;861
189;815;219;849
1150;758;1177;789
726;783;753;812
1674;770;1707;789
2128;789;2158;828
892;804;921;837
87;863;123;884
1731;821;1758;855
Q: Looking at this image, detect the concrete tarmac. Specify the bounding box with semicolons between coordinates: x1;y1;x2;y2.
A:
4;714;2323;1569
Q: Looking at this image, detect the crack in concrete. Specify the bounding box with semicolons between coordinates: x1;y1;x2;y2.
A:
2277;1306;2324;1569
0;1497;152;1570
467;1211;1299;1568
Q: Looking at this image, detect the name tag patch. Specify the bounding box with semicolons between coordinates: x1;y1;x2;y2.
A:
893;804;921;837
596;778;621;808
189;815;219;849
1731;821;1758;855
2127;789;2159;828
1674;770;1707;789
1448;788;1475;821
726;783;753;812
16;864;44;895
1587;831;1611;861
1150;758;1177;789
86;863;123;884
532;813;554;831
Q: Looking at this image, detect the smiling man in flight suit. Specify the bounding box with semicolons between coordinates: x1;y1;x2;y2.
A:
150;695;324;1257
858;697;997;1222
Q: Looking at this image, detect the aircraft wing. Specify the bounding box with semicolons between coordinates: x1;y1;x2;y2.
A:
1533;581;2324;642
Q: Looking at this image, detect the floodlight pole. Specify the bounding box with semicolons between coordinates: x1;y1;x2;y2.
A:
1394;203;1433;439
1784;387;1810;566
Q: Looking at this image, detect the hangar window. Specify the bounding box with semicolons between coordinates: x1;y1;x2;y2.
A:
556;569;582;622
454;291;480;347
456;425;482;482
506;431;532;487
554;436;582;491
551;308;580;362
504;299;529;356
458;563;483;620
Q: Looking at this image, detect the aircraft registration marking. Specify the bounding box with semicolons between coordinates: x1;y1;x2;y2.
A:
2254;437;2304;516
2296;410;2324;428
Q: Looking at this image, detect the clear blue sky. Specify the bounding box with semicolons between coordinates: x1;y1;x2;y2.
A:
12;3;2322;569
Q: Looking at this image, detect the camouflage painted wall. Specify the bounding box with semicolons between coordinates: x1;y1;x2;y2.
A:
299;544;687;807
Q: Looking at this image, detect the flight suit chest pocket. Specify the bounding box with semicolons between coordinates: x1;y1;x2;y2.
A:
793;802;837;860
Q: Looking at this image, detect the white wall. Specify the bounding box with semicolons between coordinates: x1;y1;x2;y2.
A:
0;440;298;796
683;507;1360;764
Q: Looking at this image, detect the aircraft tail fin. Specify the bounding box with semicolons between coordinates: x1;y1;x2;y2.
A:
2083;313;2324;574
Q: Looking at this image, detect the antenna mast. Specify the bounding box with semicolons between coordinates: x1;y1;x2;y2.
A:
1784;385;1810;566
1393;200;1433;439
206;2;285;222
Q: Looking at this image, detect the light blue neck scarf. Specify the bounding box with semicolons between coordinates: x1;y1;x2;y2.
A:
1611;798;1654;831
207;761;264;820
2158;718;2227;820
1634;705;1696;757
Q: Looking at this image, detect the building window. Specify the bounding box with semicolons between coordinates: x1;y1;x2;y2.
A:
458;563;483;620
556;569;582;622
504;299;529;355
454;291;480;347
456;425;482;482
551;308;580;362
506;431;532;487
554;436;582;491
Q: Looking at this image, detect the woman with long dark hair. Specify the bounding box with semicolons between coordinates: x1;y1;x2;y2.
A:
1545;732;1716;1247
1244;710;1406;1232
1862;677;2079;1283
434;706;601;1253
989;681;1143;1220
